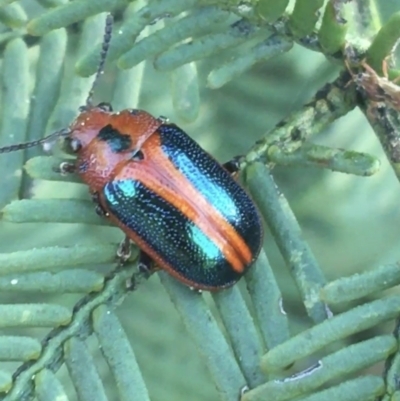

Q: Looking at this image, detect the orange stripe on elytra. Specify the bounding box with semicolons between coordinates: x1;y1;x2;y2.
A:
112;134;253;273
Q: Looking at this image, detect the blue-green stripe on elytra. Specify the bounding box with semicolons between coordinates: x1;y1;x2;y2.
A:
103;179;242;288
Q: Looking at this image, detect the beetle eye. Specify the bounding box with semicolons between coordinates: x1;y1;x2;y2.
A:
65;137;82;153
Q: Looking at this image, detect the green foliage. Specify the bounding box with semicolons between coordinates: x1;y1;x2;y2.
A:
0;1;399;401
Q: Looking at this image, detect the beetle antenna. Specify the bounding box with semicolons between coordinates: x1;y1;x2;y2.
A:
0;128;71;154
0;15;113;154
85;13;114;109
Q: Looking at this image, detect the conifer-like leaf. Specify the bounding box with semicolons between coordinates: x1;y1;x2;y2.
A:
0;1;399;401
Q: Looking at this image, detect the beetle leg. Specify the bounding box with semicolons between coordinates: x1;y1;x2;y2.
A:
95;203;108;217
223;155;242;179
125;252;157;291
54;162;76;175
138;251;158;277
91;192;109;217
96;102;113;112
116;235;132;265
223;155;242;173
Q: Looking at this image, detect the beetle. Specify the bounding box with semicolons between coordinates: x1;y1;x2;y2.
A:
0;15;263;291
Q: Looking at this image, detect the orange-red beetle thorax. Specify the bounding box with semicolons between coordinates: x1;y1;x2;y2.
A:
68;107;163;192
